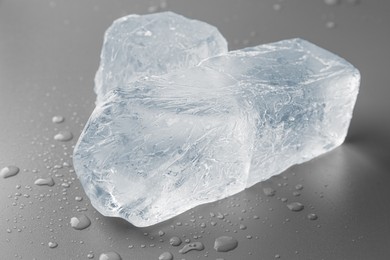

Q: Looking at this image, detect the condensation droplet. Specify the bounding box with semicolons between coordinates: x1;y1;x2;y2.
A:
239;224;247;230
1;166;20;178
52;115;65;123
326;21;336;29
214;236;238;252
158;252;173;260
75;196;83;201
48;241;58;248
34;177;55;186
54;131;73;142
70;215;91;230
99;252;121;260
179;242;204;254
263;187;276;197
169;236;182;246
287;202;304;212
324;0;340;5
273;4;281;11
295;184;303;190
307;213;318;220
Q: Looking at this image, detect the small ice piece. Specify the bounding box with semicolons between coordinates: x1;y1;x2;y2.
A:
94;12;227;103
74;37;359;227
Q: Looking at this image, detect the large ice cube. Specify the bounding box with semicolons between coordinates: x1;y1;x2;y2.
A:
94;12;228;103
74;37;360;227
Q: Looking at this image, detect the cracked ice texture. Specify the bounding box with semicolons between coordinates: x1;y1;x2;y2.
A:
94;12;227;103
73;38;360;227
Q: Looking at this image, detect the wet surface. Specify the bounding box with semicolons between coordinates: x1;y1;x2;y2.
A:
1;0;390;259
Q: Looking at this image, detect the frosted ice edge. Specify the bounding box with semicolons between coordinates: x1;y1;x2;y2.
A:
74;27;360;226
94;11;228;103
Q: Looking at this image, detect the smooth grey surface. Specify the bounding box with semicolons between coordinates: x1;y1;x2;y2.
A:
0;0;389;259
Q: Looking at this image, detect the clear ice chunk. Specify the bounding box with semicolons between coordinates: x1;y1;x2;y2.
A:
94;12;227;103
74;33;360;226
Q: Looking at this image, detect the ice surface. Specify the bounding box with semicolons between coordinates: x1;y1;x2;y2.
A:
74;14;360;227
94;12;227;103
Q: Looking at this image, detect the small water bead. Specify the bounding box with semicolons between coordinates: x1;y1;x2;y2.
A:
48;241;58;248
273;3;281;11
307;213;318;220
263;187;276;197
75;196;83;201
239;224;247;230
214;236;238;252
61;182;70;188
52;115;65;123
54;131;73;142
70;215;91;230
169;236;182;246
99;252;121;260
179;242;204;254
326;21;336;29
158;230;165;236
34;177;55;186
158;252;173;260
87;253;94;259
323;0;340;5
295;184;303;190
287;202;304;212
292;191;301;197
1;166;20;178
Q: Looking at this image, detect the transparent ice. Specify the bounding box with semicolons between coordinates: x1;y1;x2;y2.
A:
74;15;360;227
94;12;227;103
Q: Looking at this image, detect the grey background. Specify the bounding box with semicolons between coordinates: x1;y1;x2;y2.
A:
1;0;389;259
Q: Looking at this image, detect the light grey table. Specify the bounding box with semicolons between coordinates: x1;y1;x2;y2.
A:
1;0;389;259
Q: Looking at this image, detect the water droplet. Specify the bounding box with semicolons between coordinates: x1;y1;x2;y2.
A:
99;252;121;260
54;131;73;142
179;242;204;254
75;196;83;201
34;177;55;186
273;3;281;11
158;252;173;260
263;187;276;197
239;224;247;230
326;21;336;29
292;191;301;197
52;115;65;123
1;166;20;178
87;253;94;259
214;236;238;252
307;213;318;220
287;202;304;212
295;184;303;190
70;215;91;230
158;230;165;236
323;0;340;5
48;241;58;248
216;212;225;219
169;236;182;246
